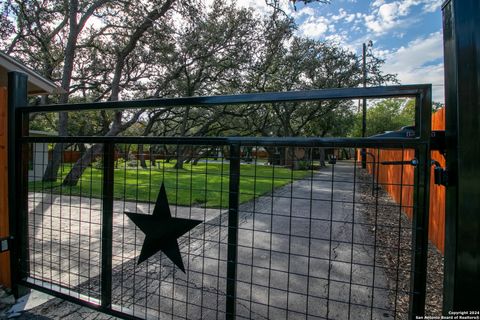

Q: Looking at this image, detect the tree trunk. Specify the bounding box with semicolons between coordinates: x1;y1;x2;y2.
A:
319;148;326;167
138;144;147;169
174;148;187;169
289;148;299;170
124;144;131;161
266;147;281;165
150;147;156;167
42;111;68;181
62;144;104;186
61;0;175;185
78;143;86;153
174;105;191;170
173;149;184;169
42;0;84;182
62;111;140;186
279;147;286;166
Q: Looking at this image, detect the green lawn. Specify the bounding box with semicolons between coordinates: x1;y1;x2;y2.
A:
30;161;310;208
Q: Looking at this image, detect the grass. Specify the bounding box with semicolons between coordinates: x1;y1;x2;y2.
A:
29;160;310;208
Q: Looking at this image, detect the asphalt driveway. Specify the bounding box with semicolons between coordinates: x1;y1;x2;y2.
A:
17;161;390;319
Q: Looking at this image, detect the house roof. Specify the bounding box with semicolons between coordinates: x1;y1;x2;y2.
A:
0;51;65;95
29;130;57;136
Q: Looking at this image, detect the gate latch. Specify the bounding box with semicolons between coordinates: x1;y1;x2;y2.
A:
432;161;448;186
0;237;12;253
381;158;418;166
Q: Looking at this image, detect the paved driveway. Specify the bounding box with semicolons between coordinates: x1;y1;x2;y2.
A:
23;161;390;319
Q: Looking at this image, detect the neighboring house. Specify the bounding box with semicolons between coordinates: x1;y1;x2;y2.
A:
0;51;64;288
28;130;57;181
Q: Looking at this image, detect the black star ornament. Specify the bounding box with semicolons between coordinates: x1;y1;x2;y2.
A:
125;183;202;272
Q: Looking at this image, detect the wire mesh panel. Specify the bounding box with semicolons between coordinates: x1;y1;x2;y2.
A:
22;142;421;319
11;84;433;319
27;144;103;303
233;146;416;320
109;144;229;319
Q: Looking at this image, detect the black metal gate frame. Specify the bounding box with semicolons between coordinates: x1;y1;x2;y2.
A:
7;73;432;320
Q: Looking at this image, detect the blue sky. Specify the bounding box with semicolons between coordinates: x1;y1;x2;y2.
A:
237;0;445;102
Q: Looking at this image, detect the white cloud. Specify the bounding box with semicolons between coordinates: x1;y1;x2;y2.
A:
422;0;442;13
372;0;386;7
324;32;358;52
331;8;348;21
325;34;344;43
364;0;439;35
382;31;444;102
345;13;356;23
373;48;391;59
298;16;330;38
364;2;407;34
292;6;316;18
234;0;296;16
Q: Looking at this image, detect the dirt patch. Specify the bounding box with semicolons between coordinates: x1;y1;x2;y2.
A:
357;169;443;318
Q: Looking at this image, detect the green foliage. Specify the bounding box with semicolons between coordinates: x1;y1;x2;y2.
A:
92;159;103;169
296;160;310;170
351;99;415;137
115;158;127;168
29;113;57;133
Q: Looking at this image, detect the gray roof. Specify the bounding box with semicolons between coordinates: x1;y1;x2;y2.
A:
0;51;65;95
29;130;57;136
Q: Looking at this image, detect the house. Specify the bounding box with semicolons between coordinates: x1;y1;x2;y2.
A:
28;130;57;181
0;51;64;288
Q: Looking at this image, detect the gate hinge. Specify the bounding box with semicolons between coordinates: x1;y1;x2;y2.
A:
0;237;13;253
432;161;448;186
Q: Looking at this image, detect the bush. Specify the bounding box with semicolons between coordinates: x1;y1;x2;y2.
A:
297;160;310;170
92;159;103;169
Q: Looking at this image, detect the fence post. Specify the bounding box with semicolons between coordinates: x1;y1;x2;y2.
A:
407;84;432;318
101;142;115;308
226;143;240;320
442;0;480;311
410;144;431;318
7;71;30;298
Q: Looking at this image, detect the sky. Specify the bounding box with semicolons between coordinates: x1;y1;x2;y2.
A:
236;0;445;102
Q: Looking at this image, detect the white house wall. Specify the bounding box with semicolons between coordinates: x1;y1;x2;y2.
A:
29;143;49;181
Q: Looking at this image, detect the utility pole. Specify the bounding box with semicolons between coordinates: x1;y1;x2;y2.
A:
361;41;371;169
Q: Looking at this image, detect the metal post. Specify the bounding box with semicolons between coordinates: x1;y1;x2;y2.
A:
361;43;368;169
226;143;240;320
101;142;115;308
442;0;480;312
410;145;431;317
408;86;432;318
7;71;30;298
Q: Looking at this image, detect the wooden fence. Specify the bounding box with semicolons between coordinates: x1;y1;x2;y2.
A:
363;108;446;253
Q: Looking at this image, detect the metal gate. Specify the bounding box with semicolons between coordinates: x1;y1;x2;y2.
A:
7;74;433;319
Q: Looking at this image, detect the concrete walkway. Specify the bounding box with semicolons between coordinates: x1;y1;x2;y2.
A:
18;161;391;319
